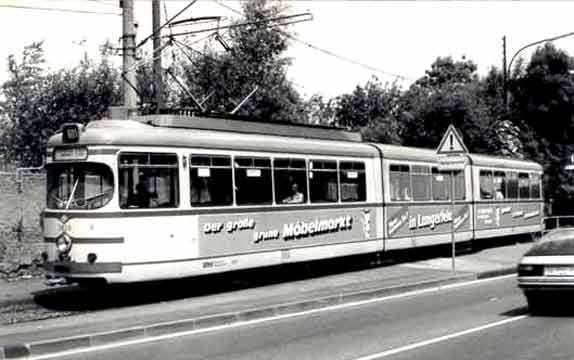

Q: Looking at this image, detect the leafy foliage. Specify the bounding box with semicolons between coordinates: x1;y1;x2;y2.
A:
399;56;499;153
1;42;120;166
177;0;305;122
415;55;477;90
301;94;336;125
510;43;574;211
331;77;402;144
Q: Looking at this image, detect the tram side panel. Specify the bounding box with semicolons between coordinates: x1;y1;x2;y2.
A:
119;154;384;282
471;165;544;240
193;155;385;271
382;159;474;251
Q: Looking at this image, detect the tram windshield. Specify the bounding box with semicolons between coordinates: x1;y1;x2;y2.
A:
46;163;114;210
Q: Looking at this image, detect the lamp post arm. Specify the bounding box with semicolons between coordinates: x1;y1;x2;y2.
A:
507;32;574;77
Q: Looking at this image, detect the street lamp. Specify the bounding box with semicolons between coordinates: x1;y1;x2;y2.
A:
503;31;574;107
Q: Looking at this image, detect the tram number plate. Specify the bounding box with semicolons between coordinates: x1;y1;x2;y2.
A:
544;266;574;276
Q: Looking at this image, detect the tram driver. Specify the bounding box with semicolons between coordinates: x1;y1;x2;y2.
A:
282;182;304;204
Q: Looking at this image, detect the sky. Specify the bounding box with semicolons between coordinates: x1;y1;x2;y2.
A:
2;0;574;99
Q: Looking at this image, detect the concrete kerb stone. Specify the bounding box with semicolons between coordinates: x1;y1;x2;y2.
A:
0;297;37;309
476;266;517;279
0;265;517;358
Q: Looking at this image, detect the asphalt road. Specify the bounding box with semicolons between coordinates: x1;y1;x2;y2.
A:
45;275;570;360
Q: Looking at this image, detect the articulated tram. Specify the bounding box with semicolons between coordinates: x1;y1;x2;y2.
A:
42;115;544;284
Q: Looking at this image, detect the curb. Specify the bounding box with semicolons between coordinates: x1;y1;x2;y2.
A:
0;295;39;309
0;267;516;359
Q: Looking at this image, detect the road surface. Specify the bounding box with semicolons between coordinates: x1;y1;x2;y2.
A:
44;275;569;360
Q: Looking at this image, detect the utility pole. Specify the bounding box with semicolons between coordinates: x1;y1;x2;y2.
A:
152;0;163;113
502;36;508;109
121;0;137;117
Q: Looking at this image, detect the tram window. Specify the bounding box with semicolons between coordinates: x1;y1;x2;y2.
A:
530;173;541;199
506;172;518;199
274;158;307;205
454;170;465;200
493;171;506;199
190;155;232;206
519;173;530;199
46;163;114;210
235;156;272;205
432;167;450;201
340;161;366;202
411;165;431;201
119;153;179;209
309;160;338;203
390;164;411;201
479;170;493;200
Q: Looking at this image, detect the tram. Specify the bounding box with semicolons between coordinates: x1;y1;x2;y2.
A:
42;114;544;284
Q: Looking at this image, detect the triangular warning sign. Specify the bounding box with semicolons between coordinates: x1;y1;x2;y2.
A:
436;125;468;154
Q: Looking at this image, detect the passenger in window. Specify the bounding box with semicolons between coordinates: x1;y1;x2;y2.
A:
133;181;156;208
191;178;212;204
282;183;304;204
402;187;411;201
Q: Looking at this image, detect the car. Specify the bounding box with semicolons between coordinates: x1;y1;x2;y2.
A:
518;228;574;313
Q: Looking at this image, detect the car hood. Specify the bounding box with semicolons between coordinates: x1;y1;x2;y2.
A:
524;229;574;256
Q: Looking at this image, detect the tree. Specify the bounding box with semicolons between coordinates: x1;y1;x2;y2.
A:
177;0;305;122
512;43;574;143
302;94;336;125
1;43;120;166
479;67;524;158
332;77;402;144
415;55;477;90
1;42;47;166
511;43;574;212
399;56;499;153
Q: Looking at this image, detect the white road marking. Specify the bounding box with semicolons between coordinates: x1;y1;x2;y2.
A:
30;274;516;360
352;315;528;360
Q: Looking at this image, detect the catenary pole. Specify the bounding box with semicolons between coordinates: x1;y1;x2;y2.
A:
121;0;137;117
152;0;163;113
502;36;507;109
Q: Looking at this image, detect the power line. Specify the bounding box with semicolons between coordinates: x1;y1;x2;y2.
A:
128;32;217;75
286;35;413;81
0;4;120;15
86;0;118;7
210;0;412;82
165;13;312;38
137;0;199;48
211;0;241;15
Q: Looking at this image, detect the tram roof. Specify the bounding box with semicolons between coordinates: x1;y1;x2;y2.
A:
369;144;542;171
370;143;438;162
47;115;542;170
133;114;363;142
466;153;542;171
48;118;378;158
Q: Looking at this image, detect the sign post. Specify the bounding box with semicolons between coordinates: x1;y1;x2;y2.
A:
437;125;469;273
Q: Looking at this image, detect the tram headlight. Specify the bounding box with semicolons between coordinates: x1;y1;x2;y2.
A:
56;234;72;254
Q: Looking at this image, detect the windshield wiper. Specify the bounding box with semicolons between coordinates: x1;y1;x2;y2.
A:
65;177;80;210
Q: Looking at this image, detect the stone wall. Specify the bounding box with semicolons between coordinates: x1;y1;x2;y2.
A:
0;171;46;272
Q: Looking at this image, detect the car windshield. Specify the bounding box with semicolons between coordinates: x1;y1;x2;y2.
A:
46;162;114;210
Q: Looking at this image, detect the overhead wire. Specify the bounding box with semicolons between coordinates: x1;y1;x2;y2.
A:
284;34;413;81
137;0;198;48
0;4;119;15
86;0;117;7
210;0;413;82
129;32;217;75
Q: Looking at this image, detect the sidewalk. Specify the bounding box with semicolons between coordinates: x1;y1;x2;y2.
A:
0;241;531;359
